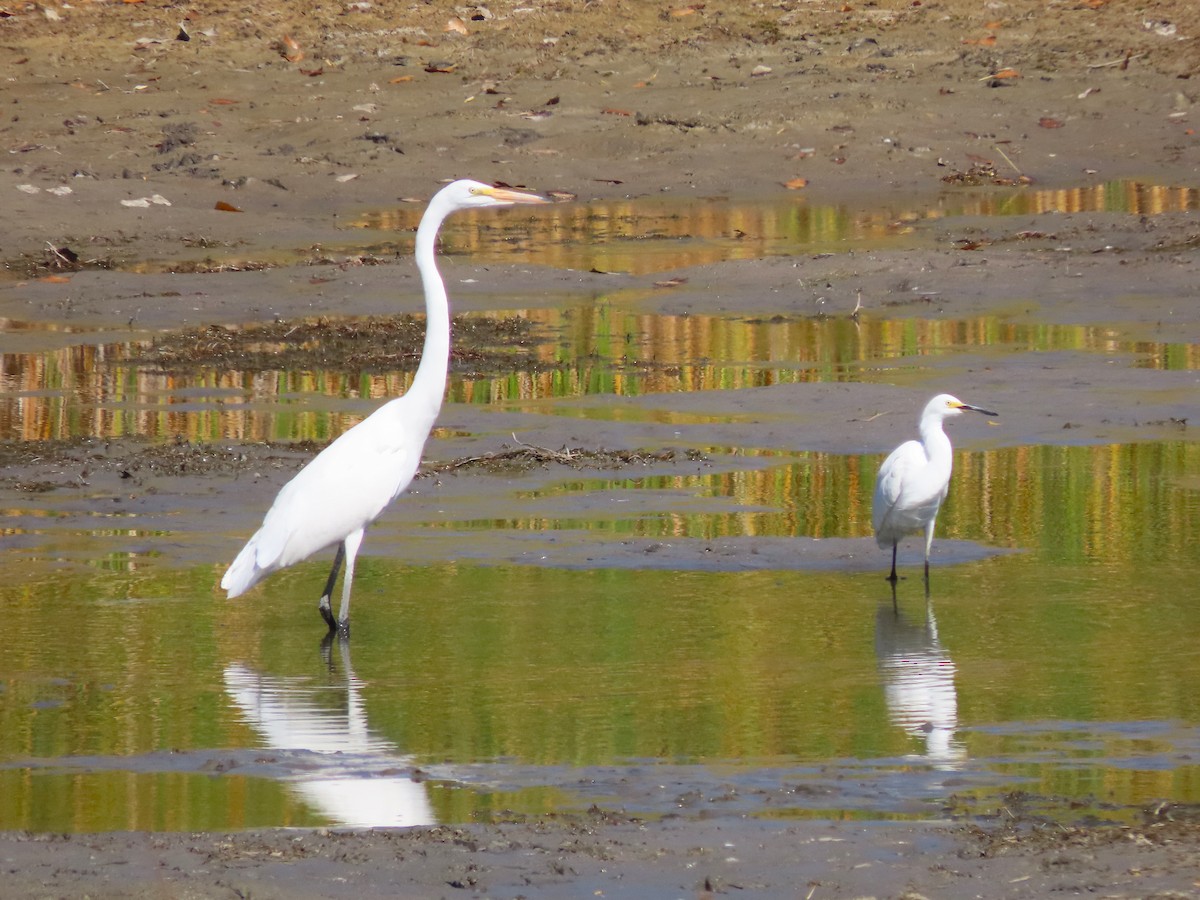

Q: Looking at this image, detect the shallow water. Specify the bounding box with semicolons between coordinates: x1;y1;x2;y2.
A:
2;438;1198;831
1;186;1199;832
96;179;1200;277
1;309;1197;445
354;179;1200;274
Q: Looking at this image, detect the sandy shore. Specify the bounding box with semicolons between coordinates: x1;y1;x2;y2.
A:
3;811;1200;899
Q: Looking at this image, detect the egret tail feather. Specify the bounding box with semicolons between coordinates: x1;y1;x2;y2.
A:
221;537;266;598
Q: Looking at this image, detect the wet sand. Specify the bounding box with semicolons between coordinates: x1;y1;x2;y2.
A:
3;811;1200;899
3;0;1200;895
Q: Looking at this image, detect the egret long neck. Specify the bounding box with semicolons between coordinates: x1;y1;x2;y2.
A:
919;418;954;469
409;204;453;415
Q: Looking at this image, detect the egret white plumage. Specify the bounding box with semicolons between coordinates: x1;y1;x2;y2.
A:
872;393;997;582
221;179;549;633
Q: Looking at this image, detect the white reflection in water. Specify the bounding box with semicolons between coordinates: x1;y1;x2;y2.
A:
223;640;435;828
875;598;965;766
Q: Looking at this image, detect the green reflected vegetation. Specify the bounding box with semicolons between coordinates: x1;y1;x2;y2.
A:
1;441;1198;830
3;310;1198;443
3;183;1197;831
353;181;1200;274
92;180;1200;278
421;442;1200;567
0;769;325;833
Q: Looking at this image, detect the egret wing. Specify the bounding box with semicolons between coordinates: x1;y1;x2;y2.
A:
872;440;924;544
223;398;430;595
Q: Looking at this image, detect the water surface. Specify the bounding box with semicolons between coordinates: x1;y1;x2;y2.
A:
2;310;1197;444
1;185;1198;831
2;437;1198;830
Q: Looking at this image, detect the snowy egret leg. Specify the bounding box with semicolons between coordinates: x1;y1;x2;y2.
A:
336;528;365;633
318;543;346;631
923;516;937;581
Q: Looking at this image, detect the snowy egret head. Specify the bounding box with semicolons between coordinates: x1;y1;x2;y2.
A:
923;393;998;424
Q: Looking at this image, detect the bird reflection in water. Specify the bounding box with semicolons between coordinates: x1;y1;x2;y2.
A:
223;637;435;828
875;592;966;766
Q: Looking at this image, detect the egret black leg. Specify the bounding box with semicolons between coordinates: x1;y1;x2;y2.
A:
887;542;899;583
923;518;936;585
319;599;338;632
319;627;349;669
318;543;346;632
319;629;337;666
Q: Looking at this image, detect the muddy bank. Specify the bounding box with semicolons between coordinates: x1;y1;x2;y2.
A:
2;811;1199;900
3;0;1200;273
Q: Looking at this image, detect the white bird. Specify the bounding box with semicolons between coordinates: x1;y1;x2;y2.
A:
875;601;965;766
224;655;436;828
221;179;550;633
872;393;997;582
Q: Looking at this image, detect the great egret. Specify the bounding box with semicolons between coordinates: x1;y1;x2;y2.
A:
872;393;997;582
221;179;550;632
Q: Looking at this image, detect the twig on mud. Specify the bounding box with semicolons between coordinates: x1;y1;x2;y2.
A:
44;242;75;267
509;432;582;464
1087;52;1143;70
992;144;1023;177
851;290;864;322
432;438;585;471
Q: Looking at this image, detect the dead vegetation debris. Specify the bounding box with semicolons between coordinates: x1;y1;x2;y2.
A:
964;816;1200;860
0;435;297;489
423;435;696;476
161;258;280;274
941;163;1032;187
950;794;1200;864
4;241;121;278
148;242;398;273
0;434;692;493
130;314;558;376
1154;232;1200;252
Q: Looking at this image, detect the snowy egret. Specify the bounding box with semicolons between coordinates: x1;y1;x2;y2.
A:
221;179;550;633
872;393;997;582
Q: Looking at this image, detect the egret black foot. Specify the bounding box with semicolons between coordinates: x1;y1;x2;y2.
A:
319;599;337;632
